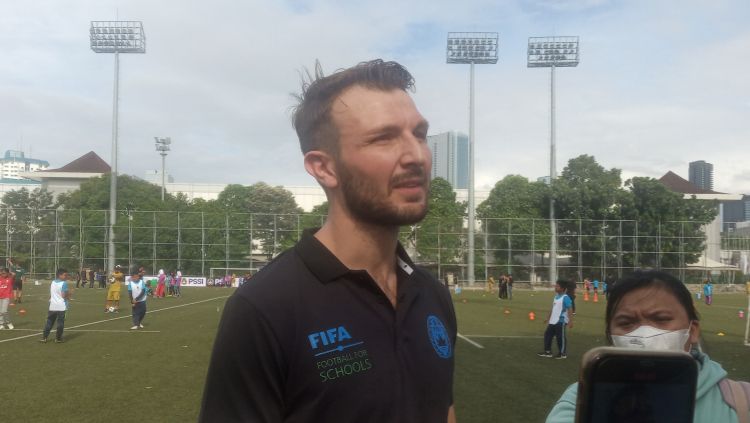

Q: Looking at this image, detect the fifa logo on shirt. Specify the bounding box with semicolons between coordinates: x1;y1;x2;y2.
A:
308;326;352;349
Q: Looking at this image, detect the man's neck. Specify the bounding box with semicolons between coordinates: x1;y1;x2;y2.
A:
314;215;400;287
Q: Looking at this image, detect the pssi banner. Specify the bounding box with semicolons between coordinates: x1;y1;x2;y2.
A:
142;276;208;287
183;277;207;287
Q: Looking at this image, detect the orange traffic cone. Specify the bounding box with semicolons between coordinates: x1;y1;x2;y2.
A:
528;311;536;321
593;292;599;303
583;291;590;302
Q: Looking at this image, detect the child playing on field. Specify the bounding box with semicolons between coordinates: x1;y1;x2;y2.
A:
703;279;713;305
0;268;14;329
538;279;573;359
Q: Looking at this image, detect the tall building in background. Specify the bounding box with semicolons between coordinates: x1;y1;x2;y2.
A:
427;131;469;189
0;150;49;179
689;160;713;191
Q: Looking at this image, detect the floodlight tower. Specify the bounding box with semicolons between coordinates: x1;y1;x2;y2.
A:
90;21;145;275
446;32;499;286
527;36;580;284
154;137;171;201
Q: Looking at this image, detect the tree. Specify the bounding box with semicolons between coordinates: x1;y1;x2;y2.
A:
554;155;623;221
622;177;717;270
1;187;56;273
553;155;626;279
213;182;303;260
299;201;328;231
55;174;187;273
407;178;465;271
476;175;549;280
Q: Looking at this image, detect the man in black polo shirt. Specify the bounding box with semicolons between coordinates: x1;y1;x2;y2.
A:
199;59;457;423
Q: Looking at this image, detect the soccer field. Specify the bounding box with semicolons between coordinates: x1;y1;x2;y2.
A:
3;283;749;422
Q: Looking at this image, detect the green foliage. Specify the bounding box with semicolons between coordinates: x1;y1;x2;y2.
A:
622;177;717;269
0;187;56;271
553;155;625;278
476;175;551;277
408;178;466;266
554;155;622;221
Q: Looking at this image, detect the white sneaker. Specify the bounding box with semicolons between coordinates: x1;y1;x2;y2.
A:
130;325;138;330
0;325;4;330
7;323;13;330
139;324;144;328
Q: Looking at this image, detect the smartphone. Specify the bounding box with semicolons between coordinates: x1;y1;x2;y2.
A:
575;347;699;423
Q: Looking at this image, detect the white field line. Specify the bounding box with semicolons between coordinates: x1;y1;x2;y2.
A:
9;328;161;333
0;296;229;344
461;334;543;339
457;333;484;349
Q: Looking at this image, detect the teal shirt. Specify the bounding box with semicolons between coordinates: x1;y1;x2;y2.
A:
545;352;740;423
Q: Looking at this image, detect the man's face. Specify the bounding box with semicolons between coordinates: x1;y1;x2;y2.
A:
60;272;69;281
330;86;432;226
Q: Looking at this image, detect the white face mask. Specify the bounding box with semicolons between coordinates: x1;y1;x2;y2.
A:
611;325;691;351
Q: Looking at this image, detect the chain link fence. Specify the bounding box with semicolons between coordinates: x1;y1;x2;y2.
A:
1;208;747;284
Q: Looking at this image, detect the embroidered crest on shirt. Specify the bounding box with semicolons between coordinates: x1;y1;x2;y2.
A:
427;315;452;359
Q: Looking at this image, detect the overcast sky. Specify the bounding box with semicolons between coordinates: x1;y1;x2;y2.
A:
2;0;748;194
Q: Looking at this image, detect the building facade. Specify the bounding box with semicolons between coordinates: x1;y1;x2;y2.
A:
688;160;714;191
1;150;49;180
427;131;469;189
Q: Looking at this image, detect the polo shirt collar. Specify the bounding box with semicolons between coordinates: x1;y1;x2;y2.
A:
296;229;416;283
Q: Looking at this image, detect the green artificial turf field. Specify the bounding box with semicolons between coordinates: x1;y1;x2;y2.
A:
2;282;748;422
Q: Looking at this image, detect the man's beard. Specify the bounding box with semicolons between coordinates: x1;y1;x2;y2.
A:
337;162;429;227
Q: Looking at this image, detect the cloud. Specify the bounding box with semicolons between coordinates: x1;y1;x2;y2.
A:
1;0;748;197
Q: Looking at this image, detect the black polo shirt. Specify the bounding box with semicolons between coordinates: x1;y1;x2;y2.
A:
199;231;456;423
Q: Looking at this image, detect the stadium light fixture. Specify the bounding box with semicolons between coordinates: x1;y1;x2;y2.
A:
527;36;579;285
155;137;171;202
447;32;499;286
90;20;146;276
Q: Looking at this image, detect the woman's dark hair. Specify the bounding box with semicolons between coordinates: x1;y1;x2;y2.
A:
605;270;699;343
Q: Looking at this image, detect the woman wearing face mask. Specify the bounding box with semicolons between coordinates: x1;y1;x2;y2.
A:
546;270;749;423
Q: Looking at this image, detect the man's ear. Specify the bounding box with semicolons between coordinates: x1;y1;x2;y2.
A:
304;150;338;189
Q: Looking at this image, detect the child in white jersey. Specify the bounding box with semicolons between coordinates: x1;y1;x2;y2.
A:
128;265;148;330
538;279;573;359
40;268;70;343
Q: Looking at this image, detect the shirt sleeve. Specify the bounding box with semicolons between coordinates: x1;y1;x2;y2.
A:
199;293;286;423
563;296;572;310
546;382;578;423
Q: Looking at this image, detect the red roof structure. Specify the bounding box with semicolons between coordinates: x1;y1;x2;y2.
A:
658;171;724;195
41;151;110;173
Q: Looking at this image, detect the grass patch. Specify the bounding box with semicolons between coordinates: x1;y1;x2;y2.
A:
3;283;748;422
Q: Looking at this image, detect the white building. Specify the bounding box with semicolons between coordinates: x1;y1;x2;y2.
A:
19;151;110;197
1;150;49;180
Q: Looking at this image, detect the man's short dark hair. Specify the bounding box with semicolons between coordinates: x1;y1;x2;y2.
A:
56;268;67;278
291;59;415;155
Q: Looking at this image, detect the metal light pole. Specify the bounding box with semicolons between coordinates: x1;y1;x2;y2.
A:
155;137;171;201
528;36;579;284
447;32;499;286
90;21;146;275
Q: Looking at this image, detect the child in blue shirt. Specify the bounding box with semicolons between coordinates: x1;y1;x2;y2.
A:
703;280;713;305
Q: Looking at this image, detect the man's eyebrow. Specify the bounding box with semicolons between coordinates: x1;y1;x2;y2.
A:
415;120;429;133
